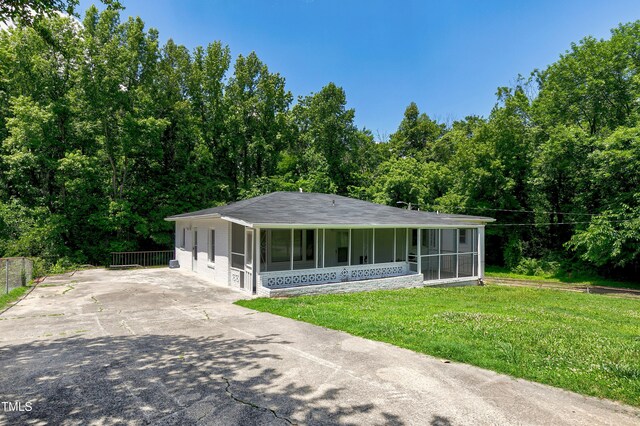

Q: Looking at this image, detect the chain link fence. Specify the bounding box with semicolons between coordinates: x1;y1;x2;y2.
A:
1;257;33;294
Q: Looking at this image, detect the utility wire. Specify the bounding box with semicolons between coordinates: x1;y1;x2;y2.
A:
488;219;637;227
434;205;603;216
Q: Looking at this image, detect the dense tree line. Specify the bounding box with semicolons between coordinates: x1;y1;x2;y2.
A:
0;6;638;278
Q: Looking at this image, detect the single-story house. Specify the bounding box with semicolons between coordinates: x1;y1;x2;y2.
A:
165;192;495;297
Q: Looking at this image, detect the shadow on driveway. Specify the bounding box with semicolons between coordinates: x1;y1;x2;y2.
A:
0;333;407;425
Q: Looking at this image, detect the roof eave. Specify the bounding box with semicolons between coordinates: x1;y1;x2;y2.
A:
164;213;222;222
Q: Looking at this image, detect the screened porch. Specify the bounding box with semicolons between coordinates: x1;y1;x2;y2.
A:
256;227;481;290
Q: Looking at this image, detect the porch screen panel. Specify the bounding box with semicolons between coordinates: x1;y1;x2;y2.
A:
458;229;474;253
440;254;457;279
395;228;406;261
317;230;324;268
440;229;456;254
260;231;267;272
374;229;394;263
458;254;473;277
351;229;373;265
231;223;245;269
325;229;349;267
269;229;291;271
421;229;439;255
457;228;476;278
293;229;316;270
421;255;439;281
409;229;418;262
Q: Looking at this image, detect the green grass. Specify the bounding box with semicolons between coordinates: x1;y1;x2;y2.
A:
485;265;640;289
0;286;29;311
237;286;640;407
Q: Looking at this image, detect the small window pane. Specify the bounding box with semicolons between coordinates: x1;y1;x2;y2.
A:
231;253;244;269
421;256;439;281
458;229;474;253
440;229;456;254
458;254;473;277
421;230;439;255
440;254;457;279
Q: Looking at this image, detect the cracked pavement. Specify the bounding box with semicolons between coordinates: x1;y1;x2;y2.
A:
0;268;639;425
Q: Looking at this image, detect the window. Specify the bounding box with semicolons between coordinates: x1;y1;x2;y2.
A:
181;227;186;248
459;229;467;245
208;229;215;264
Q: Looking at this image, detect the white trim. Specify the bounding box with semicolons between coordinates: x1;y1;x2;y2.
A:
259;261;409;289
322;229;326;268
244;222;491;229
221;216;254;227
372;228;376;264
348;229;352;266
165;213;221;222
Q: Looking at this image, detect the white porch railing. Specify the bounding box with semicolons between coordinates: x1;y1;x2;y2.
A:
258;261;409;289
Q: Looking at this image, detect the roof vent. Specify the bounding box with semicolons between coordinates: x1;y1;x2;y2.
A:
332;200;336;207
299;188;303;192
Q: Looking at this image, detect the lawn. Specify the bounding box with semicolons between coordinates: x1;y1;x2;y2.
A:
237;285;640;407
0;286;29;312
485;265;640;290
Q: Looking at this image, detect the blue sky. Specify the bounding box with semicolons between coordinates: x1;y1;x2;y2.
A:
80;0;640;139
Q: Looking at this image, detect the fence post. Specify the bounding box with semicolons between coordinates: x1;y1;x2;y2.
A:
5;259;8;295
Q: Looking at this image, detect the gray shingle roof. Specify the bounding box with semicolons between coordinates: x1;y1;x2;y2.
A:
165;192;495;227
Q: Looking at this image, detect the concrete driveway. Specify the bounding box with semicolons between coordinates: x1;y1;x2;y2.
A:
0;269;638;425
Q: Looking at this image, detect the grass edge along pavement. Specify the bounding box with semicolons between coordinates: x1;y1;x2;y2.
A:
0;286;30;313
236;285;640;407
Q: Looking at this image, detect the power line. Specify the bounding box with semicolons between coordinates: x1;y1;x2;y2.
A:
436;205;603;216
488;219;637;227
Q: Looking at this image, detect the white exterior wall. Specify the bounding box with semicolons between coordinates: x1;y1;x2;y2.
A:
174;218;230;287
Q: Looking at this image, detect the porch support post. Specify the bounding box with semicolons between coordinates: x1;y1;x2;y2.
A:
348;229;352;266
456;229;459;278
417;229;422;278
372;228;375;264
255;228;261;288
315;228;318;269
478;226;485;279
322;229;325;268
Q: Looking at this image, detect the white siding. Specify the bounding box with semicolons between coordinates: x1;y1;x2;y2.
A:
174;218;230;287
